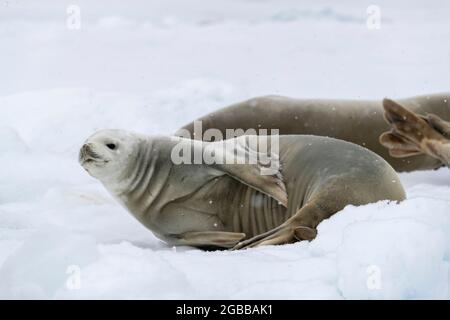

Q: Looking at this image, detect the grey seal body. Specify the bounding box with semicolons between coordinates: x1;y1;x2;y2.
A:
80;130;405;249
176;93;450;172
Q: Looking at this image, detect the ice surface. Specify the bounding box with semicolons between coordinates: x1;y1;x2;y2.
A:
0;0;449;299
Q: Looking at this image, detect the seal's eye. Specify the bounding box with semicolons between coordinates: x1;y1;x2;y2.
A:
106;143;117;150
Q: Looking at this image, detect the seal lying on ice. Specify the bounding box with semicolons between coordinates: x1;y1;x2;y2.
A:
79;130;405;250
176;93;450;172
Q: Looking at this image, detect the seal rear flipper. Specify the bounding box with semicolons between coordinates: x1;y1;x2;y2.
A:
382;98;450;166
379;131;423;158
232;201;327;250
382;98;446;143
426;114;450;138
177;231;246;249
293;226;317;241
206;136;288;207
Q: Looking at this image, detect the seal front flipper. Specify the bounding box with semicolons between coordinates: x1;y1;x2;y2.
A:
206;136;288;207
177;231;246;249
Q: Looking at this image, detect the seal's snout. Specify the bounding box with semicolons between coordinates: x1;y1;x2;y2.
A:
79;143;90;164
80;143;90;155
79;143;102;165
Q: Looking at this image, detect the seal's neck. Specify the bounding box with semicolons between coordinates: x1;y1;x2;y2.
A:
102;137;172;215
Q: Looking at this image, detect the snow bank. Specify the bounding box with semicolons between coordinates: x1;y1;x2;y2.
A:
0;0;449;299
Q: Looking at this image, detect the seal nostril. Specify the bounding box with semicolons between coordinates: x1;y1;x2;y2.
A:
83;144;92;154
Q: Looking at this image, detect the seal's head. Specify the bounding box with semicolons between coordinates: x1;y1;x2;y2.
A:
79;129;142;183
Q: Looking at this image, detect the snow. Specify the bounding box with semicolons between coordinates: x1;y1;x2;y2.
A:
1;0;449;299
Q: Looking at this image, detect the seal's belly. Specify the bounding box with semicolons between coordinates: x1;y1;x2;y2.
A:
166;176;290;238
224;180;289;237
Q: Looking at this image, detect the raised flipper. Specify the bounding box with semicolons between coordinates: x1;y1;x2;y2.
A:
168;136;287;207
379;131;423;158
381;98;450;167
231;201;326;250
426;114;450;138
206;136;288;207
177;231;246;249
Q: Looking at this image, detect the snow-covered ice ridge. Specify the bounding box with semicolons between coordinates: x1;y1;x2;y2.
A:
0;0;449;299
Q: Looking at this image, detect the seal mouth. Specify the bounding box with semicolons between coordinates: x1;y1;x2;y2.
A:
82;158;109;165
